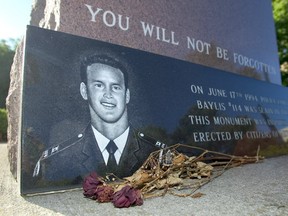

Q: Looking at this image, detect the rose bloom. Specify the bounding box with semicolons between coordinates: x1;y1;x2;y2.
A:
112;185;143;208
82;172;103;199
95;185;114;203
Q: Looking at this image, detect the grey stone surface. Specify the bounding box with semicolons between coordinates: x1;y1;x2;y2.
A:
33;0;280;83
6;40;24;179
1;143;287;216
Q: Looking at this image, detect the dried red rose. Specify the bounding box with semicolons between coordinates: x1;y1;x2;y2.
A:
95;185;114;203
82;172;103;199
112;185;143;208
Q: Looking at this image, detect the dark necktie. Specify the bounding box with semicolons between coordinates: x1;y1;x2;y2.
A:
106;140;118;172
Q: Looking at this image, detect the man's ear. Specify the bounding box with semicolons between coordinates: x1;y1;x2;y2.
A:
126;88;130;104
80;82;88;100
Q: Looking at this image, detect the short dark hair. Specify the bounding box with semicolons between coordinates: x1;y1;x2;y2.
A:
80;51;129;89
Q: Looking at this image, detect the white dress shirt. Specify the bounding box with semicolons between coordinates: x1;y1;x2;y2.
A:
91;125;130;165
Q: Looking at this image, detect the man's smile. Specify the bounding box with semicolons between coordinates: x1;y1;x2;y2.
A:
101;102;116;109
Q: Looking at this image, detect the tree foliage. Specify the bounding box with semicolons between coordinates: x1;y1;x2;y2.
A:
0;108;8;141
272;0;288;86
0;39;17;108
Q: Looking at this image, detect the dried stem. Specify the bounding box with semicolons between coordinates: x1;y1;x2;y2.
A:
108;144;264;199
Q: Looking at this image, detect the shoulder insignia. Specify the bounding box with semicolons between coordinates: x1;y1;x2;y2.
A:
41;133;84;160
33;131;85;177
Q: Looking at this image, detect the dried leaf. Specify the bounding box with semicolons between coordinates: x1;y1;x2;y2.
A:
155;179;167;189
196;162;213;177
124;170;153;188
113;183;127;192
167;174;183;186
188;156;197;162
173;154;187;165
153;172;183;189
187;171;199;178
196;161;209;168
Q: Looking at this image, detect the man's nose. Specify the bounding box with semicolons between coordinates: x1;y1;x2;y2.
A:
103;87;113;98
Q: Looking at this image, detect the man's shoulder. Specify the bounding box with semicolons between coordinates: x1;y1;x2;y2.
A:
32;126;95;178
41;132;86;160
128;128;162;153
46;125;96;157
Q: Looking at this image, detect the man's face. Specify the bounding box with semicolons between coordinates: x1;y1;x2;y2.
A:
80;63;130;123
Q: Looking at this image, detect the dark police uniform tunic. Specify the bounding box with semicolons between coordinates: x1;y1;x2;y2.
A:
33;125;156;185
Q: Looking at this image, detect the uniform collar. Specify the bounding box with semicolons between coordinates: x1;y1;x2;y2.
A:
91;125;130;164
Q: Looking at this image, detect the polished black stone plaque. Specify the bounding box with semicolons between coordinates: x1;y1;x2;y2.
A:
20;26;288;194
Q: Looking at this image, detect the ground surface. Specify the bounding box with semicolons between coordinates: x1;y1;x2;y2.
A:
0;143;288;216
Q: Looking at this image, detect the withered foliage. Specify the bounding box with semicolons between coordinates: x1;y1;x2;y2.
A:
106;144;264;199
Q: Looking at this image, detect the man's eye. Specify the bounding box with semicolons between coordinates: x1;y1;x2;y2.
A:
112;85;121;91
95;83;103;88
